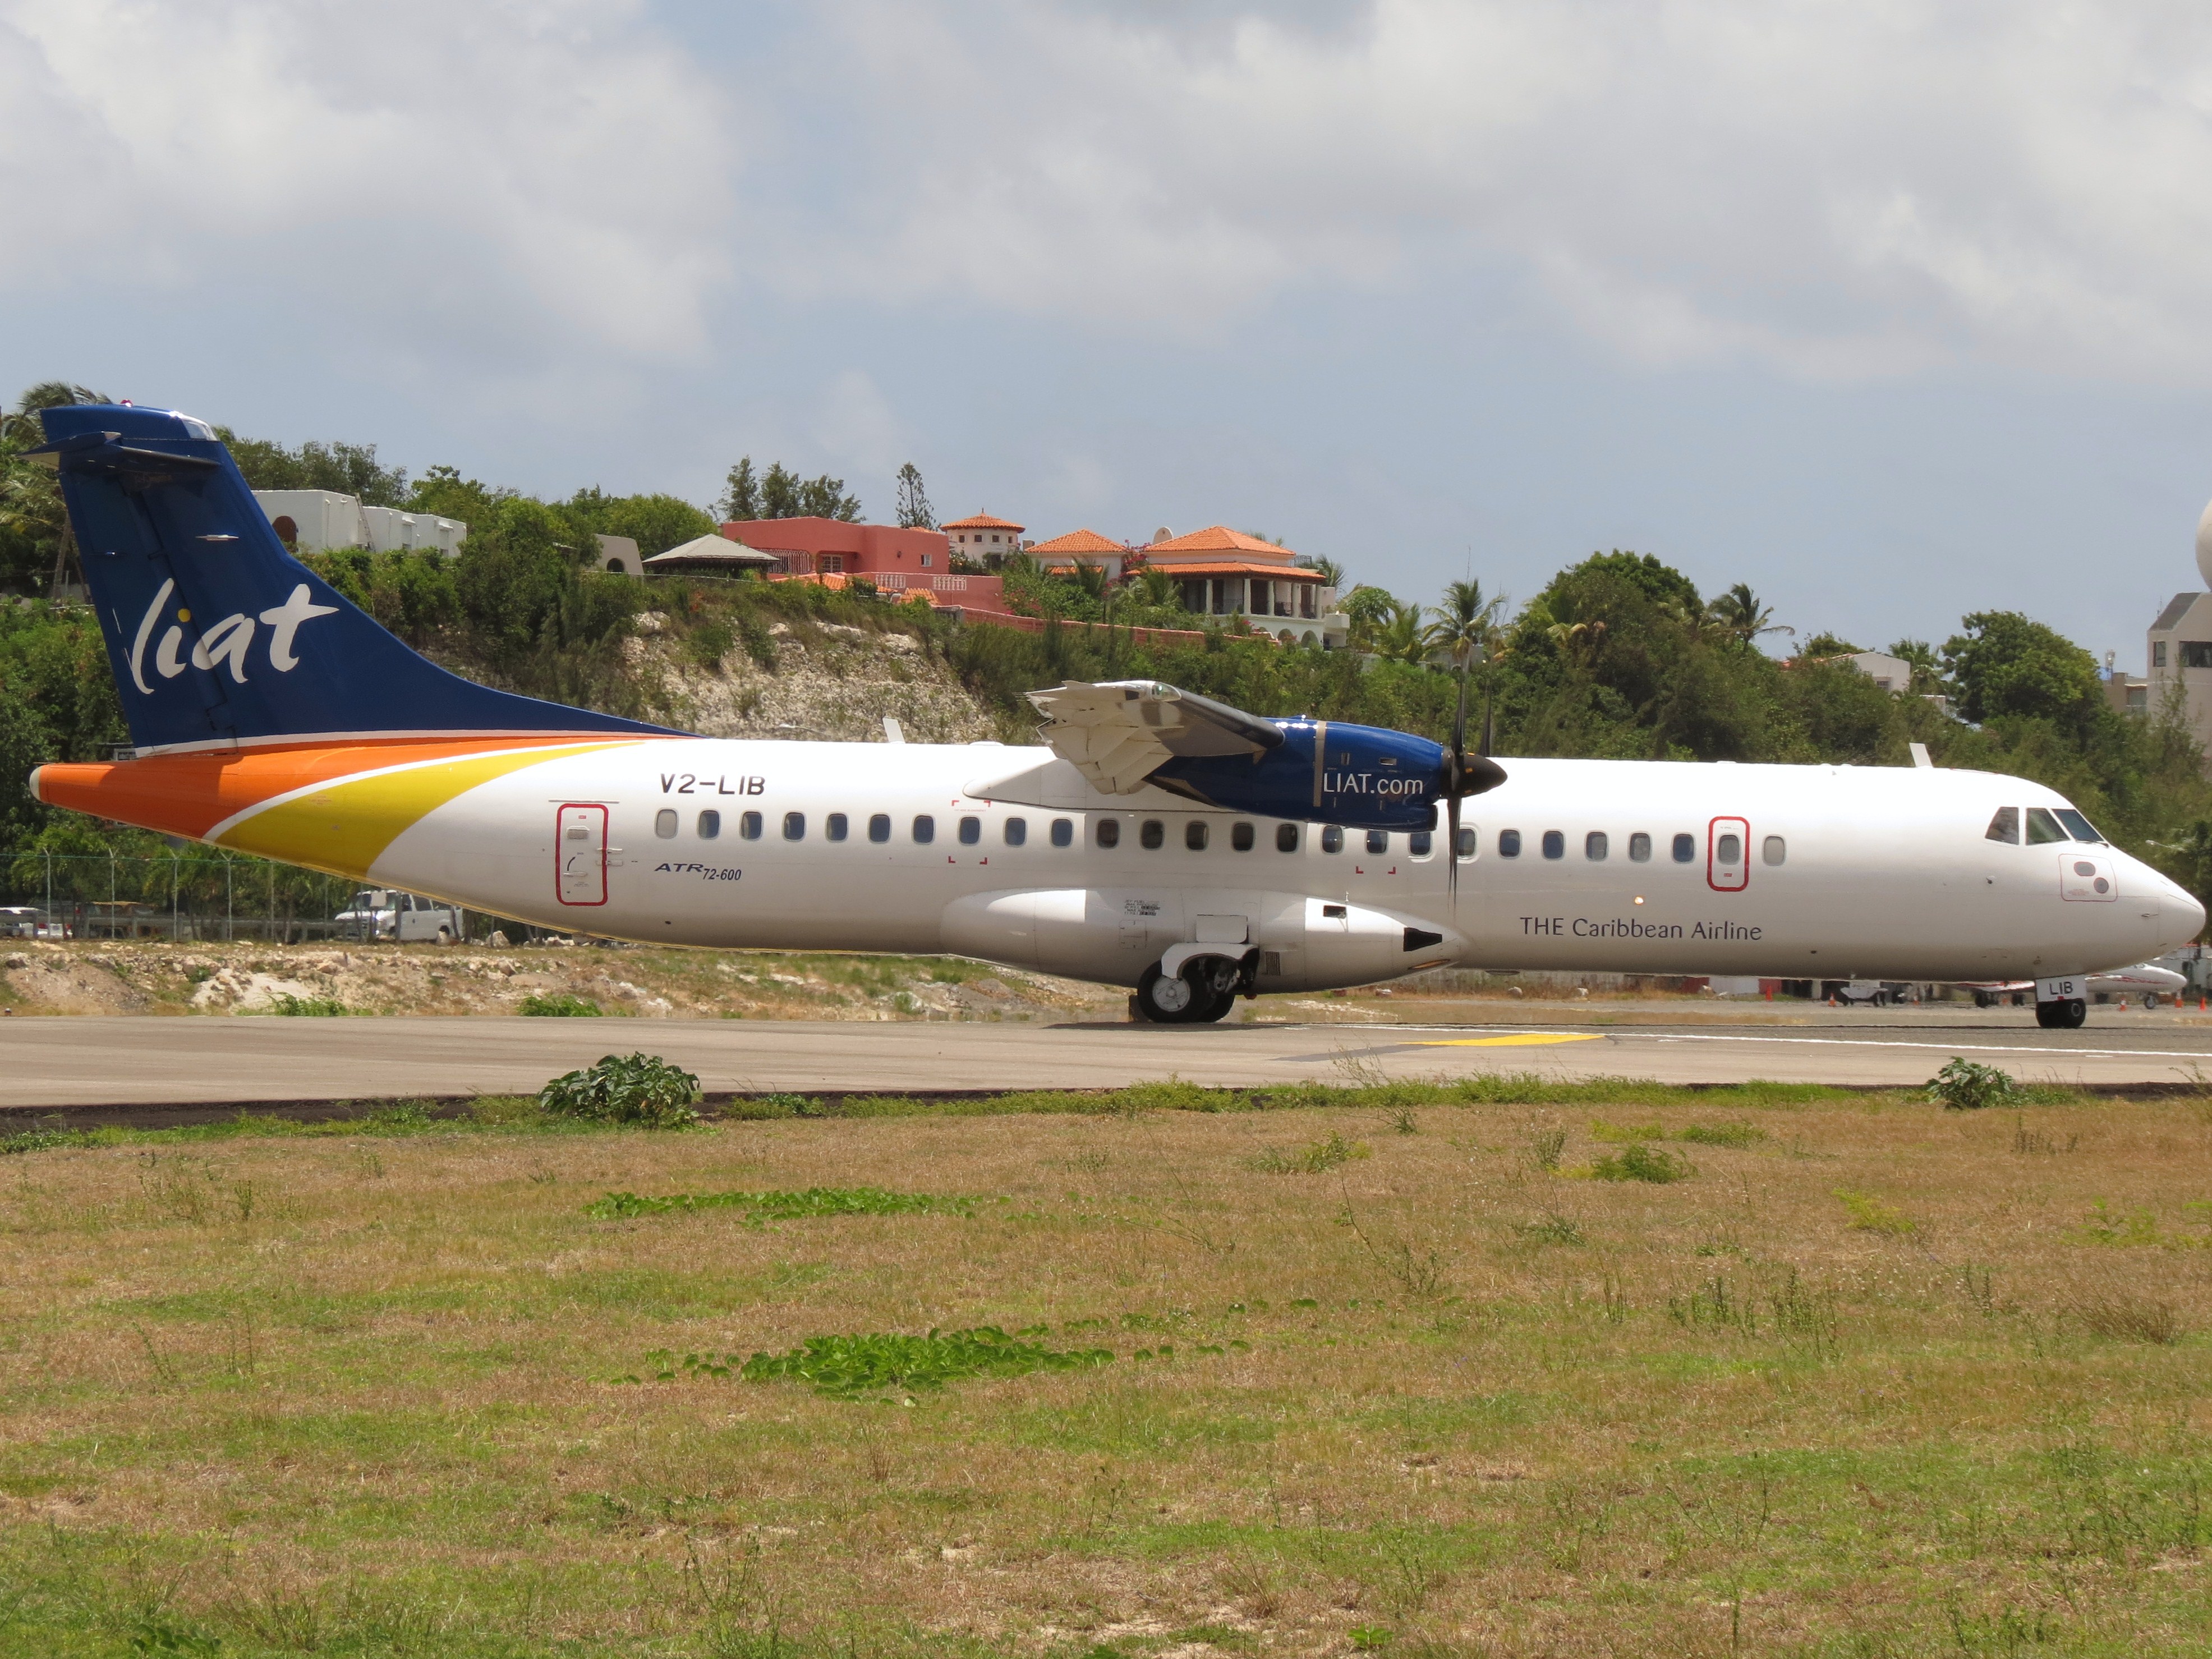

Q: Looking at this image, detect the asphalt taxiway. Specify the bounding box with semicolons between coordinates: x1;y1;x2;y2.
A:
4;1007;2211;1117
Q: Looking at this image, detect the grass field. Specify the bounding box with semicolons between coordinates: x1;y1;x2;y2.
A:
1;1081;2208;1657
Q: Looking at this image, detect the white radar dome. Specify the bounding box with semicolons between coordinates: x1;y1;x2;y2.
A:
2199;496;2212;589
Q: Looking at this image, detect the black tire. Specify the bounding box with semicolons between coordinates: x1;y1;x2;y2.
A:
1136;963;1203;1023
1972;991;1992;1009
1871;990;1888;1008
1189;984;1236;1023
2035;998;2089;1030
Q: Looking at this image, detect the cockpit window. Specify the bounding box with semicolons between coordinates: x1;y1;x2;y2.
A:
1984;806;2018;844
2054;808;2104;843
2024;806;2068;845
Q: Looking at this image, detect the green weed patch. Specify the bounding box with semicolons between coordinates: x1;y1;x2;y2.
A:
1834;1188;1916;1235
643;1327;1114;1398
264;992;348;1017
519;991;602;1017
1584;1143;1693;1183
538;1052;700;1127
1250;1132;1369;1174
586;1185;973;1223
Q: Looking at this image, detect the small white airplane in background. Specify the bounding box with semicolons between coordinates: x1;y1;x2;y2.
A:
1963;961;2190;1009
22;405;2208;1029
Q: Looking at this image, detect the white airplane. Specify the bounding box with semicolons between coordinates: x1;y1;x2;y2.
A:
1963;961;2190;1009
24;405;2206;1029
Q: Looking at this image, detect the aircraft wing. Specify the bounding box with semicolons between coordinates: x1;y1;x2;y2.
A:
1026;680;1283;796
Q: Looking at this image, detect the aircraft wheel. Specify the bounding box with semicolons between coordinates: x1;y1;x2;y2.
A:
1972;991;1992;1009
1189;984;1237;1023
2035;998;2088;1030
1135;963;1202;1023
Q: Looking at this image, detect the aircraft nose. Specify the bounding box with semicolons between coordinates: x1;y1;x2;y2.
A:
2164;884;2206;948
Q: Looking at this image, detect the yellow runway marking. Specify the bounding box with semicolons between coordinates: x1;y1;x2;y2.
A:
1415;1033;1605;1047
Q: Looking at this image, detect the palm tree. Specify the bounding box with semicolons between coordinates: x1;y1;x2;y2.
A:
1371;600;1432;664
1305;555;1346;590
1427;578;1504;667
1707;582;1792;645
1065;560;1109;601
1128;564;1181;610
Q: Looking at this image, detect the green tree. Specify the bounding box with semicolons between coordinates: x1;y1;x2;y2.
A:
720;457;760;521
564;488;715;557
895;462;936;529
219;432;408;505
1707;582;1791;646
1940;612;2109;734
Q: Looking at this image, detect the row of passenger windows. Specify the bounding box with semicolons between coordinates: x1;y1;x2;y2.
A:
1984;805;2104;845
1495;828;1786;866
649;807;1474;856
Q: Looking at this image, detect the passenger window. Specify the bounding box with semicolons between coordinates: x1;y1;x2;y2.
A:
1276;823;1299;852
1321;825;1345;853
1050;817;1073;847
1985;806;2020;844
1763;835;1786;866
740;811;763;840
867;813;890;843
1185;821;1209;851
1498;829;1521;857
1671;833;1695;863
958;816;981;844
912;814;935;844
697;810;720;839
2025;807;2068;845
826;813;848;842
1629;831;1651;862
1409;830;1433;857
654;809;677;839
1231;821;1255;851
1542;830;1565;860
1097;819;1121;849
1586;831;1607;861
1717;833;1741;864
783;812;805;840
2054;808;2103;843
1366;830;1388;854
1456;826;1477;860
1004;817;1027;846
1139;819;1165;849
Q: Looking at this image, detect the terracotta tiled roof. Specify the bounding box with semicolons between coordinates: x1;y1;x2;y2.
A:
1030;527;1125;557
1143;560;1323;579
1144;525;1299;559
943;512;1025;532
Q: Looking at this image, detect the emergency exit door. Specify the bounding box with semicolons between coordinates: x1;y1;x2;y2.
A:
1708;816;1749;892
557;804;608;906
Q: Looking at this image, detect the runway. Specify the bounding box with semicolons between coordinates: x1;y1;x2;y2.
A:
4;1008;2211;1115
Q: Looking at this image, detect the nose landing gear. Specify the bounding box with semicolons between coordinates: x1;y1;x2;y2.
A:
2034;997;2087;1030
1134;953;1254;1024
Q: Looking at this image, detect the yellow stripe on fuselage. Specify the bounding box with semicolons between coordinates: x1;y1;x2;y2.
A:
214;743;617;879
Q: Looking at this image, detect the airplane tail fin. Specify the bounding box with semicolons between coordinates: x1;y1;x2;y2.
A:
30;403;676;753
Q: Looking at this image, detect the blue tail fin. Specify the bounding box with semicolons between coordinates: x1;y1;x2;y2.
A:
31;403;678;752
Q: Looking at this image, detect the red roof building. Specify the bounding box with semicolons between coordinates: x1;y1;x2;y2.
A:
716;516;1001;608
1029;526;1133;580
1138;526;1332;644
942;512;1025;556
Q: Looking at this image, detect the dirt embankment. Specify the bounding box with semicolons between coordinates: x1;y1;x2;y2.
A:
0;940;1124;1022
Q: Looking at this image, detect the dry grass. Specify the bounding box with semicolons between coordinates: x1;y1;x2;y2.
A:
0;1092;2208;1656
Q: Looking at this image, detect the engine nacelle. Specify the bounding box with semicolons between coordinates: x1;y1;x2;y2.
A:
1147;719;1501;831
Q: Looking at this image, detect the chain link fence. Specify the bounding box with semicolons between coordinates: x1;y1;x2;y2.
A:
0;852;469;943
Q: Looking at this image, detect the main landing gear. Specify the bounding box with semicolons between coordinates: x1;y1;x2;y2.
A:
2035;998;2087;1030
1133;955;1250;1024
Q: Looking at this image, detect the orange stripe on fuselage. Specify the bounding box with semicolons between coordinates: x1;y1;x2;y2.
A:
31;736;657;842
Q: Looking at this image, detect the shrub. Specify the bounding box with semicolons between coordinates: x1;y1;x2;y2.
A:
1928;1057;2015;1111
650;1327;1114;1398
1834;1188;1916;1235
1588;1143;1692;1183
1252;1132;1370;1174
2068;1292;2181;1345
519;992;602;1017
1529;1129;1567;1171
266;992;347;1017
1677;1121;1766;1147
537;1053;700;1127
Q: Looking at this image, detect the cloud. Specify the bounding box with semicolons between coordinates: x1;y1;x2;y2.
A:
0;0;733;368
756;0;2212;385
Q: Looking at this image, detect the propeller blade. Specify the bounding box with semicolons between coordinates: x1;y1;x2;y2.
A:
1448;663;1469;909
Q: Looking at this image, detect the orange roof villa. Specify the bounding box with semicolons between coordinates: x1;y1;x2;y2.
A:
1030;527;1132;580
1138;526;1336;646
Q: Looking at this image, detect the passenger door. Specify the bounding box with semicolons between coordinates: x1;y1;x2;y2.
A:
557;804;608;907
1708;816;1750;892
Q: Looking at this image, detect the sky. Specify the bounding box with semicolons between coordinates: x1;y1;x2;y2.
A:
6;0;2212;669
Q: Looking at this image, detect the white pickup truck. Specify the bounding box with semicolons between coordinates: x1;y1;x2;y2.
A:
334;889;465;943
